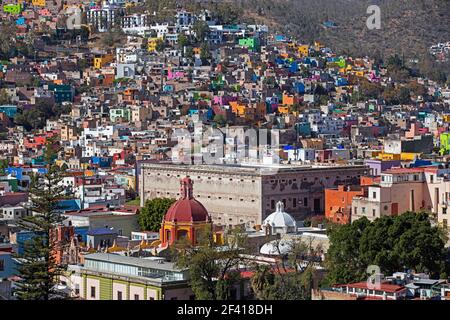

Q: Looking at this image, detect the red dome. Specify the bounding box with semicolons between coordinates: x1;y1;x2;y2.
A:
164;198;210;223
163;177;211;223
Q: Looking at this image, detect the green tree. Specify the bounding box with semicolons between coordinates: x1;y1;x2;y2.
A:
174;228;247;300
213;114;226;126
200;42;211;65
0;158;8;176
178;32;189;49
249;238;321;300
192;20;209;43
43;136;62;165
155;38;166;52
14;165;71;300
138;197;175;231
0;22;17;59
0;89;11;105
324;218;371;285
325;212;448;285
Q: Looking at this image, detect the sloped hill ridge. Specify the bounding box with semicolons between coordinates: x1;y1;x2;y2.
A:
236;0;449;58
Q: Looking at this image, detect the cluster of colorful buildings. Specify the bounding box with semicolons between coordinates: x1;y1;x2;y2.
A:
0;1;450;300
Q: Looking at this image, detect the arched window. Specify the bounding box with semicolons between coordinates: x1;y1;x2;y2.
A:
177;229;188;240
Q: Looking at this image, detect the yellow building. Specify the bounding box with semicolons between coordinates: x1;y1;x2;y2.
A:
278;105;290;114
93;54;114;69
297;45;309;57
442;115;450;123
400;153;418;161
377;153;401;161
147;37;161;53
32;0;46;6
314;41;324;49
229;101;247;117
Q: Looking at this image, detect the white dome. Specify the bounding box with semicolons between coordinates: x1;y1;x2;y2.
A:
260;239;293;255
262;201;296;230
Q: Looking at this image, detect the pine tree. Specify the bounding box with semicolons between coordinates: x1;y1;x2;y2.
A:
14;164;71;300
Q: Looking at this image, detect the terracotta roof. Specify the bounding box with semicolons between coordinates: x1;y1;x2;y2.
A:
344;281;406;293
384;167;424;174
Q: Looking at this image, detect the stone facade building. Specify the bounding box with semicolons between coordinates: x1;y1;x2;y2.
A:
138;162;368;227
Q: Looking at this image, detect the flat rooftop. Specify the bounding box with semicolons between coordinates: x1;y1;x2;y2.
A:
139;162;368;175
84;253;185;272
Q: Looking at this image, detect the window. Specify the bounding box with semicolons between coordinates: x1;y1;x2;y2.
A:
372;209;376;217
304;197;308;207
117;291;123;300
354;207;358;215
134;294;139;300
271;200;275;209
362;207;366;214
293;198;297;208
90;286;96;298
372;192;376;199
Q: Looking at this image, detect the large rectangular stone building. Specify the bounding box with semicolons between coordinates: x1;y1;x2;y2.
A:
138;162;368;227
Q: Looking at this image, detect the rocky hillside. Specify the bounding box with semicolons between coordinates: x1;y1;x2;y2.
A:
235;0;449;59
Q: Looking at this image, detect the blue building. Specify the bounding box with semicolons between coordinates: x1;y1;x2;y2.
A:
14;226;89;255
295;121;312;137
47;84;74;103
0;105;18;118
91;156;112;168
56;199;81;212
0;252;16;279
294;82;306;94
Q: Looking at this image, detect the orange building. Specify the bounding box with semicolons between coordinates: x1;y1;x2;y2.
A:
160;177;213;247
282;93;297;106
325;185;364;224
51;224;76;265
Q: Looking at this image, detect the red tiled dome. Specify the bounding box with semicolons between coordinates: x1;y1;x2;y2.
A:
164;198;210;222
163;177;211;223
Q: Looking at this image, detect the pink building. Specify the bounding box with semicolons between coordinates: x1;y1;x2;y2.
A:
352;166;450;232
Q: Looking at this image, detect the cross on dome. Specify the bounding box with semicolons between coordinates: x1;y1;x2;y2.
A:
276;201;284;213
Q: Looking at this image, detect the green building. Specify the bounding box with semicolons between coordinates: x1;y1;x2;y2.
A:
64;253;193;300
0;176;18;192
440;133;450;155
3;4;22;14
238;37;260;52
110;108;131;123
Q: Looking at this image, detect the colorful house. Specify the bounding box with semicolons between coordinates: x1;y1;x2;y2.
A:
325;185;364;224
147;37;162;53
440;132;450;155
3;4;22;14
32;0;46;6
0;105;18;118
48;84;75;103
238;37;259;52
110;108;131;123
93;54;114;69
297;45;309;57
